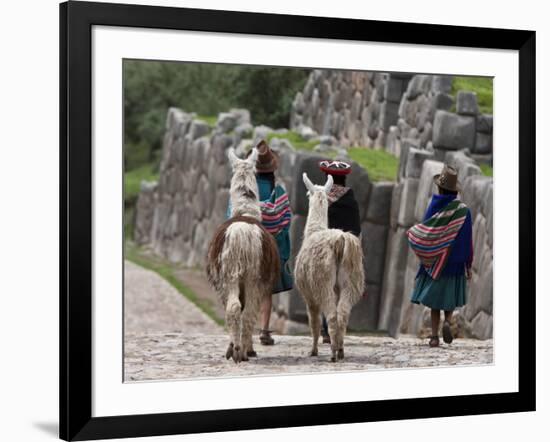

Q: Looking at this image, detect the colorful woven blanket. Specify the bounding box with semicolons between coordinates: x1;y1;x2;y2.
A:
407;199;468;280
260;184;291;234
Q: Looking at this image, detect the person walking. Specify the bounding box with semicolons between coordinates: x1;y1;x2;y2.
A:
226;140;293;348
317;159;361;344
407;164;473;347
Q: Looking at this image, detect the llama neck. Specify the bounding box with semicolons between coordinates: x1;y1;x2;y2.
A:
230;175;261;221
304;194;328;237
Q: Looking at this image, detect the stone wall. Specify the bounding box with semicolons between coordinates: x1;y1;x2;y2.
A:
290;70;493;164
134;104;493;339
290;70;412;149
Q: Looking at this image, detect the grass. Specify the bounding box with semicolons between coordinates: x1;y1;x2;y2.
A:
196;115;218;127
266;131;398;182
124;142;152;171
451;76;493;114
347;148;399;182
125;241;225;326
124;164;159;205
267;130;318;151
479;163;493;177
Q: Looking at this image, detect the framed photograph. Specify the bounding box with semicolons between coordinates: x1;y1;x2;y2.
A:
60;0;535;440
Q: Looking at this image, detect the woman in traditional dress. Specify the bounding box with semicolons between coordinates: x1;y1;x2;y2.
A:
407;164;473;347
226;140;292;347
317;160;361;344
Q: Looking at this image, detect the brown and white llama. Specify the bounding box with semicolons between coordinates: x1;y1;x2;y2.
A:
294;173;365;362
206;148;280;363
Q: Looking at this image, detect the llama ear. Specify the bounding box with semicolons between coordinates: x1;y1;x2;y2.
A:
303;173;315;193
227;148;239;168
247;147;259;165
324;174;334;193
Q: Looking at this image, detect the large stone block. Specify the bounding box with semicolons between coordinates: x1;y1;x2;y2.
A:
133;182;158;245
432;110;476;150
386;125;401;156
461;175;492;222
253;125;274;144
365;182;394;225
349;284;380;331
290;152;327;216
389;182;403;229
400;97;420;127
414;94;431;129
468;258;493;319
406;75;432;100
431;75;453;94
192;137;208;170
378;227;409;336
397;178;420;227
443;150;481;184
379;101;400;131
473;132;492;154
433;92;454;111
385;77;406;103
398;248;424;334
456;91;479;116
362;222;389;285
229;108;251;125
472;215;488;273
477;114;493;134
288;215;309;322
289;214;307;263
398;139;417;179
469;310;493;340
482;182;493;246
419;121;433;148
216;113;237;133
405;147;435;179
347;162;372;221
414;160;444;222
189;120;210;140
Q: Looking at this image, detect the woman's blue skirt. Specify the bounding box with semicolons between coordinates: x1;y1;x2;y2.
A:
410;272;467;311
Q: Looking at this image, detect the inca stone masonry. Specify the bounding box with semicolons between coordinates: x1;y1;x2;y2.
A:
133;70;493;340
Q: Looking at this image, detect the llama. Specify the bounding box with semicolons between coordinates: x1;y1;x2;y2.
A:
294;173;365;362
206;148;280;363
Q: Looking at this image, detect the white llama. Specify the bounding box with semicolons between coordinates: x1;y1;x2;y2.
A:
294;173;365;362
206;148;280;363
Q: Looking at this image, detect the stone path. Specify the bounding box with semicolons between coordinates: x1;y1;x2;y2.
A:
124;261;493;382
125;333;493;382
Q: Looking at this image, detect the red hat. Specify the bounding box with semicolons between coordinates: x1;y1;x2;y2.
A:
319;159;352;176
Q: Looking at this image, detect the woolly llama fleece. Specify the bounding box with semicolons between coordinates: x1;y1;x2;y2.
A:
294;173;365;362
206;148;280;363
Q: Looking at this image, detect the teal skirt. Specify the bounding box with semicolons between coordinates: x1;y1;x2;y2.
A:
410;272;467;311
272;257;293;294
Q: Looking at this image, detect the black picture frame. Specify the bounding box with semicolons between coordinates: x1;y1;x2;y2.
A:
59;1;536;440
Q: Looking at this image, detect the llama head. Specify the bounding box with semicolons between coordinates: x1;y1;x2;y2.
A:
303;172;333;195
302;173;333;233
303;172;333;209
228;147;258;171
227;147;261;219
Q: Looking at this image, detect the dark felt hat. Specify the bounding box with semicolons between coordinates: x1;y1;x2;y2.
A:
433;164;461;192
247;139;279;173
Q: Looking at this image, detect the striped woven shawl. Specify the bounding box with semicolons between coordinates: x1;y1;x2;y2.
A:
260;184;291;234
407;199;468;280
